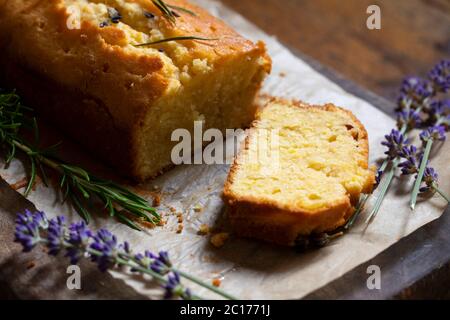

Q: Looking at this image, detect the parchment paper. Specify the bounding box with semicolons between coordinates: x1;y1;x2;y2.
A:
0;0;448;299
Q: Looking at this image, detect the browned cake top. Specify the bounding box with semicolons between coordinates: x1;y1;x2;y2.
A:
0;0;269;128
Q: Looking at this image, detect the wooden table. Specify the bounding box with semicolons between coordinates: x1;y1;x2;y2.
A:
220;0;450;299
221;0;450;101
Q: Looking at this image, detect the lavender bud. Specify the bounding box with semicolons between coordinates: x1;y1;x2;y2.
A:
381;129;409;159
47;216;67;255
396;109;422;130
90;229;118;272
420;167;439;193
420;126;447;143
428;60;450;93
398;76;434;109
14;210;47;252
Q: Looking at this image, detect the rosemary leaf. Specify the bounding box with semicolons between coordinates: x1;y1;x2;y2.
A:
70;193;91;224
167;4;197;16
38;161;50;187
24;156;36;197
136;36;218;47
116;212;143;231
152;0;176;23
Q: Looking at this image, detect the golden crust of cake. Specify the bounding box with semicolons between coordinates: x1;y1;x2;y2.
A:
223;98;375;246
0;0;271;180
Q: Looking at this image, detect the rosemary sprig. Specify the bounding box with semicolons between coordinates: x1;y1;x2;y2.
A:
152;0;177;23
167;4;197;16
15;210;237;300
0;89;159;230
136;36;218;47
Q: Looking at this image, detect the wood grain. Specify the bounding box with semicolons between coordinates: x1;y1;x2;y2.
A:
220;0;450;101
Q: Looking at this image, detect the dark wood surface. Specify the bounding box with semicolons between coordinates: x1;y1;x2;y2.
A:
221;0;450;101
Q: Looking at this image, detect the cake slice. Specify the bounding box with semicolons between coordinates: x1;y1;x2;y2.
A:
223;99;375;246
0;0;271;180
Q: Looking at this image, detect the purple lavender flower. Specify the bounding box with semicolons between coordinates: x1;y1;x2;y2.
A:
66;221;92;264
117;241;132;260
398;145;420;176
134;250;171;275
375;169;383;186
134;250;156;267
396;109;422;130
164;272;191;300
430;99;450;128
156;251;172;267
398;76;434;109
151;259;169;274
419;167;439;193
420;125;447;143
14;210;47;252
13;211;211;300
428;60;450;93
47;216;67;255
90;229;118;272
431;99;450;115
381;129;409;159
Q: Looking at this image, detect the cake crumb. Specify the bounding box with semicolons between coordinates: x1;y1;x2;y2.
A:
169;207;177;213
176;224;184;234
139;219;157;229
10;178;28;191
212;278;222;287
26;261;36;270
193;203;203;212
157;218;166;227
197;224;210;236
177;213;183;223
152;194;161;207
279;72;286;77
210;232;229;248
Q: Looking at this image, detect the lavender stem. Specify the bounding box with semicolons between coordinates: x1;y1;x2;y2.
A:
433;184;450;203
366;158;400;223
410;139;433;210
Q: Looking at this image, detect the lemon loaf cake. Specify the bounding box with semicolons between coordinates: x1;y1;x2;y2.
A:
223;99;375;246
0;0;271;180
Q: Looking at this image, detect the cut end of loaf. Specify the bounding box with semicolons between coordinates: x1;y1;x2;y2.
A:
223;98;375;246
134;41;270;180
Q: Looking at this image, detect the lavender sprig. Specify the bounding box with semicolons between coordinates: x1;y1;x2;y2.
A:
366;128;407;223
368;60;450;224
410;125;448;210
14;210;237;300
